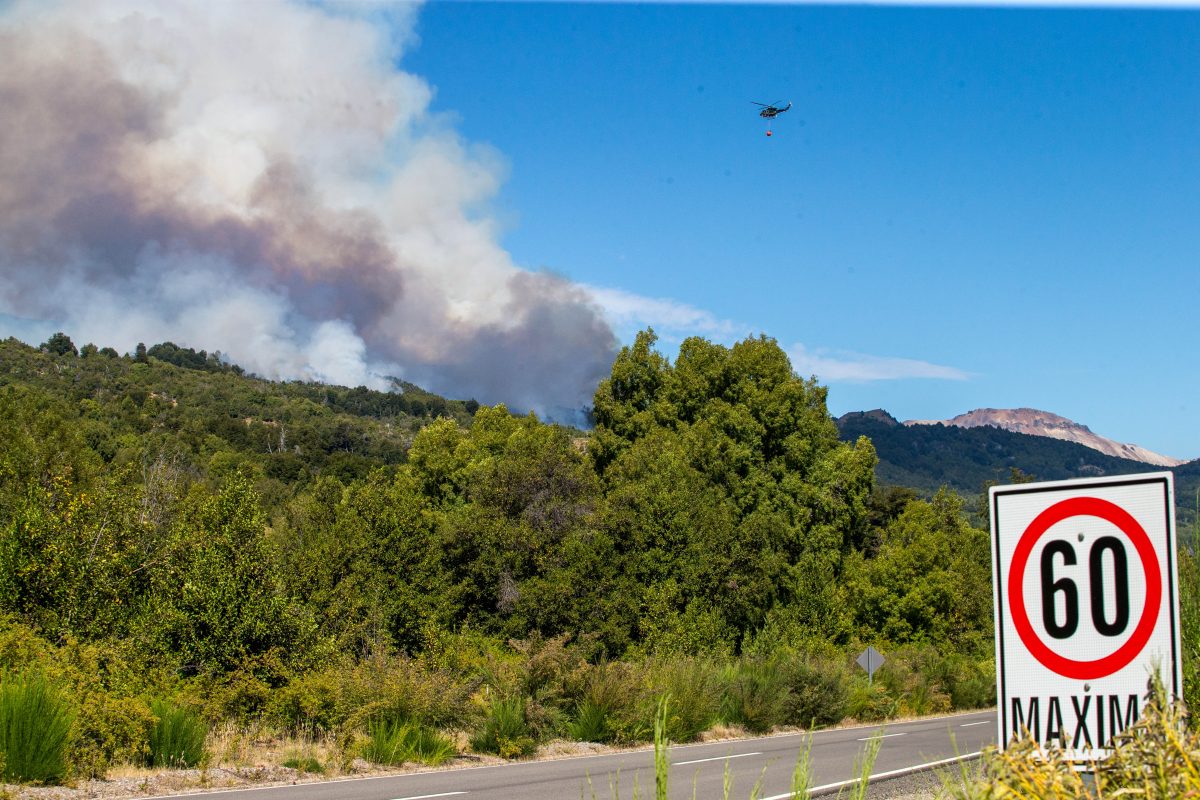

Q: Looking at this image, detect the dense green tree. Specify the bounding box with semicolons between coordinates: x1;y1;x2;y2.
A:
147;342;222;372
590;330;877;647
841;489;992;648
432;407;606;640
143;475;308;675
0;468;146;641
40;332;77;357
335;470;448;652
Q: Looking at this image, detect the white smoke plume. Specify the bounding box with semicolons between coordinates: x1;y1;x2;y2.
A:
0;0;617;416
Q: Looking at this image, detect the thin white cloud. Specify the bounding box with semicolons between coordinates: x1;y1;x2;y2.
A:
582;284;749;344
583;285;968;383
788;343;969;382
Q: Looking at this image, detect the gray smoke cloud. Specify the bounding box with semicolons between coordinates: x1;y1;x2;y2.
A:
0;1;617;416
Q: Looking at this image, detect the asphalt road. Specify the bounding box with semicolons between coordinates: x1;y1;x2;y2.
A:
151;710;996;800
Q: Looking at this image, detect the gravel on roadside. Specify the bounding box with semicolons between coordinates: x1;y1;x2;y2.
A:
851;756;982;800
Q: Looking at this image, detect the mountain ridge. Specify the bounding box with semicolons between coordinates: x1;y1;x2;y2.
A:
835;409;1199;529
902;407;1183;467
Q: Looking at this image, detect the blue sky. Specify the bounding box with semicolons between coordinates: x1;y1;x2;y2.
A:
405;2;1200;457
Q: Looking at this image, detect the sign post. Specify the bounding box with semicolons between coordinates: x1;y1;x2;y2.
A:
990;473;1181;757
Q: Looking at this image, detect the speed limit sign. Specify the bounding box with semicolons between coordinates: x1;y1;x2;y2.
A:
991;473;1180;756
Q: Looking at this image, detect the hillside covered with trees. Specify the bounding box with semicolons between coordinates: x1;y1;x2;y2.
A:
0;331;1055;783
837;409;1200;532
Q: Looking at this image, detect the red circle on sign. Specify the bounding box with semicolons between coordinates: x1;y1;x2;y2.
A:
1008;496;1162;680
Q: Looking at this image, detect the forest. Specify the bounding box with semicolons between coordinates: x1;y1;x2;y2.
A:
0;330;1187;787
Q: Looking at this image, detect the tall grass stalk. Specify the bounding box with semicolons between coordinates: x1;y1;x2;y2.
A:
749;764;768;800
148;699;208;768
0;671;75;784
654;694;670;800
789;732;815;799
838;731;882;800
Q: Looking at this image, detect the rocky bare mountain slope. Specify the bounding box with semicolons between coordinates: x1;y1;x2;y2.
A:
837;409;1200;529
904;407;1183;467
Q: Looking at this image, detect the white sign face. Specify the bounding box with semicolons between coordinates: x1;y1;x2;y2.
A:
991;473;1181;757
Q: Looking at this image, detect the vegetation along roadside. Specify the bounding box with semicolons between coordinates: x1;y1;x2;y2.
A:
1;330;1198;797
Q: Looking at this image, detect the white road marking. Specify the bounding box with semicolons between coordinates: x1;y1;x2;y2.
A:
857;732;906;741
759;752;983;800
960;721;990;727
389;793;468;800
674;751;762;766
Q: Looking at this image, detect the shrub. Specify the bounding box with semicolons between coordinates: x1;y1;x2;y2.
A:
950;670;995;711
147;699;207;768
720;657;789;733
846;682;897;722
0;618;56;674
778;653;850;728
188;667;272;722
362;719;456;766
469;696;536;758
339;654;475;733
642;657;721;743
874;647;956;717
512;633;590;705
569;661;646;742
567;700;613;743
71;694;155;779
266;668;342;733
266;653;479;739
0;626;168;779
0;671;75;784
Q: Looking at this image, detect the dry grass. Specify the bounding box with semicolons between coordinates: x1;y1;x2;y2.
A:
206;720;344;773
700;723;749;742
940;682;1200;800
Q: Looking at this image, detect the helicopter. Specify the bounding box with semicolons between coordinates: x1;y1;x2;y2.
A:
752;101;791;136
753;101;791;119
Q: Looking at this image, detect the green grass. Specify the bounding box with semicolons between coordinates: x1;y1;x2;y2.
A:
788;732;815;798
839;732;883;800
470;696;536;758
0;671;75;784
147;699;208;768
653;696;669;800
362;719;456;766
282;754;325;774
569;700;614;743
